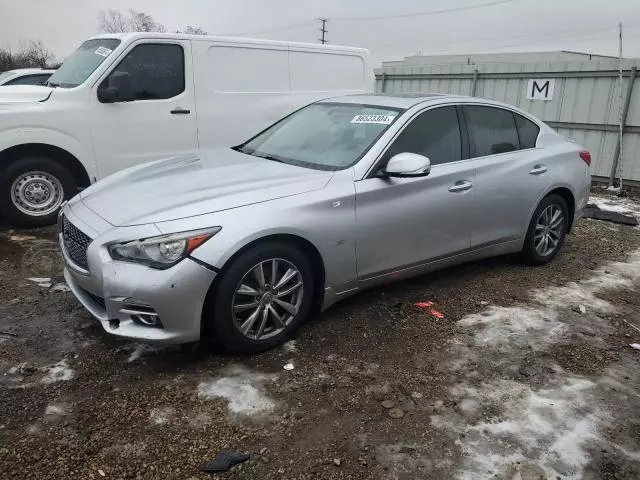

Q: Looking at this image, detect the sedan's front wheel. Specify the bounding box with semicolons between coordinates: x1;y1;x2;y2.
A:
521;194;568;265
205;242;315;353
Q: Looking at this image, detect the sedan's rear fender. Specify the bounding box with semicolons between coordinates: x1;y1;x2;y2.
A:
524;141;590;234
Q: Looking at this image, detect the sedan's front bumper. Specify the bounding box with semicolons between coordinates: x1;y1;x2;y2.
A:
64;259;216;344
60;201;217;344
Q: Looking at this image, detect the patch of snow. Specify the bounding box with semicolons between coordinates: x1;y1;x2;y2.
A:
589;195;640;221
197;364;277;416
41;360;75;384
283;362;294;371
282;340;297;353
435;248;640;479
27;277;52;288
9;234;36;242
45;403;71;420
149;407;174;425
127;343;164;363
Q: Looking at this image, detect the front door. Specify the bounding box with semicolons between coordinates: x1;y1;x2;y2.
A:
355;106;475;282
91;40;197;179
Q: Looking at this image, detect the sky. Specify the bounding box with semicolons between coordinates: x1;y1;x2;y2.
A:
2;0;640;64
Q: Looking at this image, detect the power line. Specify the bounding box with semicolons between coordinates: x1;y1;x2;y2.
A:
331;0;519;21
319;18;328;44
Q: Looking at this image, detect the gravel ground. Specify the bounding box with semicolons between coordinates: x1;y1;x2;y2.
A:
1;196;640;480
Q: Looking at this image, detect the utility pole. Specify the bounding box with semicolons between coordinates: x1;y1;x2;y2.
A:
318;17;328;44
617;22;624;192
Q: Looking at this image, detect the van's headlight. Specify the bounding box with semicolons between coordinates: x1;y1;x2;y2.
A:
108;227;221;269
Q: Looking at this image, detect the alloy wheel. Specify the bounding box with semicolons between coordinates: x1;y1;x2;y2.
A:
231;258;304;341
534;204;565;257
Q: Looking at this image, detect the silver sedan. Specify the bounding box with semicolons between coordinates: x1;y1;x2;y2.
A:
60;94;591;352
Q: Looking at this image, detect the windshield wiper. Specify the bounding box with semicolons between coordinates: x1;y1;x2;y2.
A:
254;153;285;163
46;81;59;88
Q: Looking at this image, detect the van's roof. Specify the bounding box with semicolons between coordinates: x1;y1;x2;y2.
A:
88;32;370;54
319;93;468;109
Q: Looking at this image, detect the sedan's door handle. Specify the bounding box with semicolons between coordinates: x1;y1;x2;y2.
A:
448;180;473;193
170;107;191;115
529;165;548;175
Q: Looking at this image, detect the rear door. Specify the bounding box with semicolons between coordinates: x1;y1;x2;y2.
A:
355;106;475;282
465;105;550;247
91;40;197;178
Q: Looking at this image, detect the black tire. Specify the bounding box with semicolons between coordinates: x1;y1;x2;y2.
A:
0;156;77;228
521;194;569;265
204;242;315;353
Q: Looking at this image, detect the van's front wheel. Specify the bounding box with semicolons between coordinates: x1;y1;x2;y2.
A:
0;157;76;227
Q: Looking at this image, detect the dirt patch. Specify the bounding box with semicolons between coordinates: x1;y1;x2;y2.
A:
551;343;620;375
1;197;640;479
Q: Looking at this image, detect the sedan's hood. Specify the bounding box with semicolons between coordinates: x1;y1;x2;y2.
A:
80;148;333;226
0;85;53;103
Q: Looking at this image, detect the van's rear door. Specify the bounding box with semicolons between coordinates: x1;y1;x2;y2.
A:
91;39;197;178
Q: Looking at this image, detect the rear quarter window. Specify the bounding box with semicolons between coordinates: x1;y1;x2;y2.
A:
514;113;540;149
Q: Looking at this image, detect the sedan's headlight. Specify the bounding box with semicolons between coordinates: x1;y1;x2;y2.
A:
108;227;221;269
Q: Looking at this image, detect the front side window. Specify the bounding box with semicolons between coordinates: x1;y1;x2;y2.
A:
384;106;462;166
102;44;185;101
236;103;403;171
466;105;520;157
47;39;120;88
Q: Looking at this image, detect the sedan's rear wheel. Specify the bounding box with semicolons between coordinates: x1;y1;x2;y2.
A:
521;194;568;265
205;242;314;353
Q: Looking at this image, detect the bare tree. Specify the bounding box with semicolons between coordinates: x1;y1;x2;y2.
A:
128;9;166;33
182;26;207;35
97;9;166;33
97;9;129;33
0;40;54;72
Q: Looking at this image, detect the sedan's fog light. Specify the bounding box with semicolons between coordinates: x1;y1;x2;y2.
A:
120;300;162;328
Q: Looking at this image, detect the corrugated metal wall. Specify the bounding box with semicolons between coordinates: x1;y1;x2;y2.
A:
375;60;640;183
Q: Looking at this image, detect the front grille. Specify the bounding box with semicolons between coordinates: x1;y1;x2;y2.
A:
61;215;92;271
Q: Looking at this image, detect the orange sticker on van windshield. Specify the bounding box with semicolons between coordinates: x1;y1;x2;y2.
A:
351;114;396;125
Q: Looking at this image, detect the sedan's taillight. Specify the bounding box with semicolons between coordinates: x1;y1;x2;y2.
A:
579;151;592;166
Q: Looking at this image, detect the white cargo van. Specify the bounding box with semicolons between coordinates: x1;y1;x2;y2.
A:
0;33;373;226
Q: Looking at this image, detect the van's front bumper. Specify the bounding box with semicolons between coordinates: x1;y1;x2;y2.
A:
60;202;217;344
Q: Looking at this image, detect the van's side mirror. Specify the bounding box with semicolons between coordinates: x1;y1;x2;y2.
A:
98;86;120;103
380;153;431;178
98;71;134;103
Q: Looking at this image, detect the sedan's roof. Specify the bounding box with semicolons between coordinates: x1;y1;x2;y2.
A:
319;93;465;109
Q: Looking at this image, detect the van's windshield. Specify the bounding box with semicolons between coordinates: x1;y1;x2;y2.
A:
47;39;121;88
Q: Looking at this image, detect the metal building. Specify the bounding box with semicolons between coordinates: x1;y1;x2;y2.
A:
375;51;640;186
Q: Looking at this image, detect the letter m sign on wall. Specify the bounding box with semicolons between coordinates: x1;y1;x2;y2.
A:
526;79;555;101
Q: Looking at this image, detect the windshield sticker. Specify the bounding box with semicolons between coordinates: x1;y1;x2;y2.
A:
351;114;396;125
94;47;113;57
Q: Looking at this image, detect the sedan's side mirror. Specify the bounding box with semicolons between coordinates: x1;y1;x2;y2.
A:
381;153;431;178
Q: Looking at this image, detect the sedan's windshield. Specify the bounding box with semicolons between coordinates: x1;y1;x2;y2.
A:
236;102;403;170
47;38;121;88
